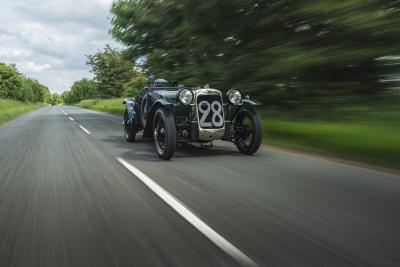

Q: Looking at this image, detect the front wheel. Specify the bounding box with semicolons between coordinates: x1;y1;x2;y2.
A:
153;108;176;160
234;108;262;155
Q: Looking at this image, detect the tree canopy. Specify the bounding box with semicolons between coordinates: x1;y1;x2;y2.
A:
63;46;147;104
0;62;50;103
86;45;137;98
110;0;400;104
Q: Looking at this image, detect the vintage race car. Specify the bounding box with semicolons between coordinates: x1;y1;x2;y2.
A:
123;79;262;160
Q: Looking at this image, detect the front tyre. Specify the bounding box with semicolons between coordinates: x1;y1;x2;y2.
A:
124;110;136;142
234;108;262;155
153;108;176;160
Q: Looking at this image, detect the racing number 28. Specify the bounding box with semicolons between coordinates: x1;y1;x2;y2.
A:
198;101;223;128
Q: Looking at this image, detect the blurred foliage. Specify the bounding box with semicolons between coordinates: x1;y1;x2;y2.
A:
0;62;50;103
261;104;400;168
111;0;400;105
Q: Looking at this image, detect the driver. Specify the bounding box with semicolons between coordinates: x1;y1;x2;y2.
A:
137;75;156;101
148;75;156;87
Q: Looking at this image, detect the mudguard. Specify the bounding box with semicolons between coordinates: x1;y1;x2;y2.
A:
150;99;175;111
123;99;138;126
226;98;261;121
241;98;262;106
142;99;175;138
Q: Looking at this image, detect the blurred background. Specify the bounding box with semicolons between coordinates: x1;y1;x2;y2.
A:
92;0;400;168
2;0;400;168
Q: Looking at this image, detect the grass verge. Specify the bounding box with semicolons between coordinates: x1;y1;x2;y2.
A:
74;99;125;116
0;99;46;125
262;119;400;168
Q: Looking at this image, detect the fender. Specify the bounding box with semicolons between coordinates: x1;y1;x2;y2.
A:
226;98;262;121
142;99;175;138
123;99;138;126
233;99;261;119
241;98;261;106
151;98;175;110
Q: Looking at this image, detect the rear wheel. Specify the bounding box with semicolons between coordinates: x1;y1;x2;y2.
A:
234;108;262;155
124;110;136;142
153;108;176;160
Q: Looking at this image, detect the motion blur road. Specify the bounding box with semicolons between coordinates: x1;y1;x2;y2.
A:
0;106;399;267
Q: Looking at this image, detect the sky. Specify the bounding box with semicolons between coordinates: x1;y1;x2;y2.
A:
0;0;119;93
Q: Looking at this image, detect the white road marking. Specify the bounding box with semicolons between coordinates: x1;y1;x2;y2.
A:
79;125;91;135
116;157;257;267
64;112;67;115
69;117;74;121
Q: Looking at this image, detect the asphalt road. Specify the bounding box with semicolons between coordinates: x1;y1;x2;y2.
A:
0;106;399;267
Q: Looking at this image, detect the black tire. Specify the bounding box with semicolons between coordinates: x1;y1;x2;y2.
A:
153;108;176;160
234;108;262;155
124;110;136;142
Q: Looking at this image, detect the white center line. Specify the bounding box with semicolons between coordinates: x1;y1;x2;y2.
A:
116;157;257;267
69;117;74;121
79;125;91;135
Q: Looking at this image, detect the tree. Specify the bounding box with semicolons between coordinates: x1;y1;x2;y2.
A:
86;45;136;98
49;93;63;105
61;78;98;104
0;62;49;103
19;78;34;102
123;75;147;97
0;63;23;99
28;78;50;103
61;91;74;104
70;78;98;101
111;0;400;104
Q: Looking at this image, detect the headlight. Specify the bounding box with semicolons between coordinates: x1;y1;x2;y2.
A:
227;89;242;105
178;88;193;105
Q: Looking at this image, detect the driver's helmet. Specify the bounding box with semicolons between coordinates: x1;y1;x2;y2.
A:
148;75;157;87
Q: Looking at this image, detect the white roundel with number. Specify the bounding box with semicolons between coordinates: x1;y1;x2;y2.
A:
198;97;224;128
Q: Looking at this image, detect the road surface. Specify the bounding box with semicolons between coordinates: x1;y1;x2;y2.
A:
0;106;399;266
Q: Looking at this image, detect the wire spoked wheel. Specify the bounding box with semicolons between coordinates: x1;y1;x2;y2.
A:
234;108;262;155
154;117;166;153
153;108;176;160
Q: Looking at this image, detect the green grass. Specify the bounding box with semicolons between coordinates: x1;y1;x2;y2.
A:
0;99;46;125
74;99;125;115
263;119;400;168
73;98;400;168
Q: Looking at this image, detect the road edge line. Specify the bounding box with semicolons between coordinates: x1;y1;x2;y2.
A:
116;157;257;267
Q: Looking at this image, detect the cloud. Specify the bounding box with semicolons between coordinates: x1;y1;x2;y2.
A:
0;0;120;93
20;62;51;73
